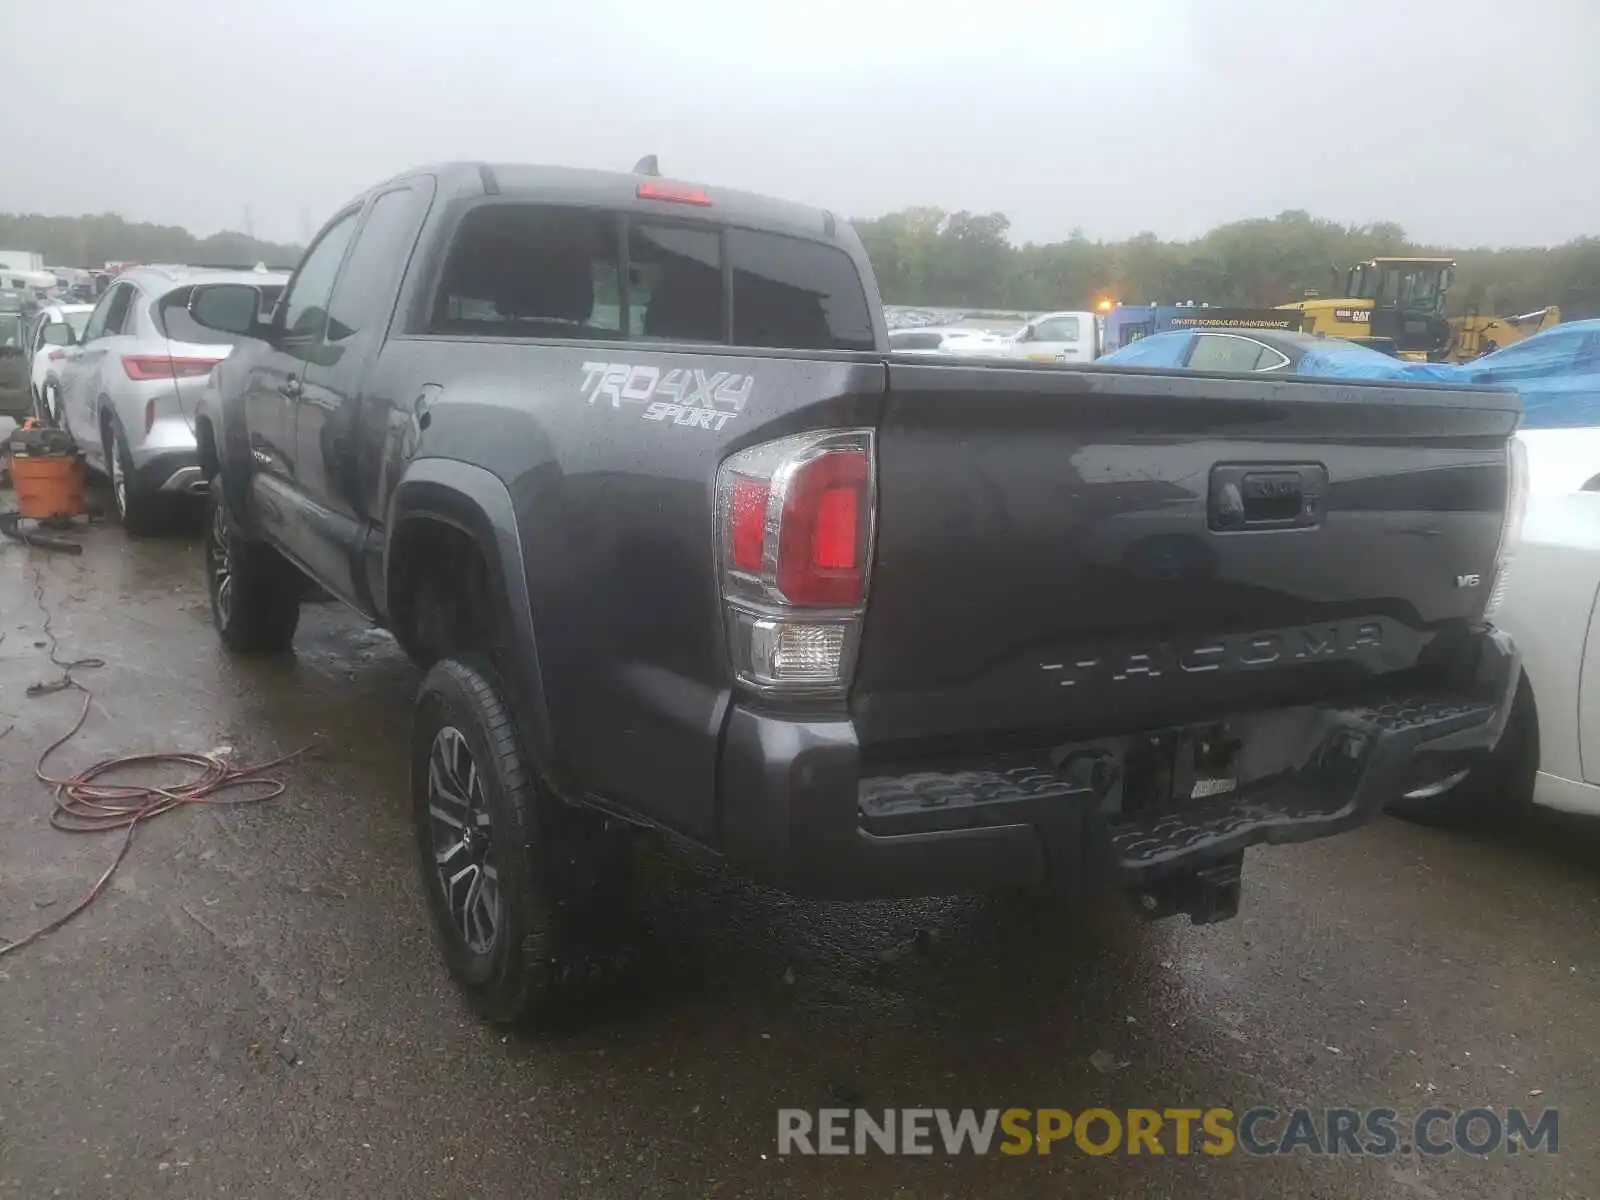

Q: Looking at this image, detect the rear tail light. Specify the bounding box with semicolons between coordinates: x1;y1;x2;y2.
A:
716;430;875;694
1484;435;1529;618
48;349;66;362
122;354;221;381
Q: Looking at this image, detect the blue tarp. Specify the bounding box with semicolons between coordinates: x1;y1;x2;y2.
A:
1287;340;1458;382
1097;321;1600;430
1296;322;1600;428
1442;320;1600;430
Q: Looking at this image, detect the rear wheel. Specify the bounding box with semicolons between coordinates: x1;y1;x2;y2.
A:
1391;674;1537;828
38;381;65;430
413;655;636;1026
100;415;161;535
204;481;301;653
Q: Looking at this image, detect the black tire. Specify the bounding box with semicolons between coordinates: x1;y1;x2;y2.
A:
1391;674;1538;828
413;655;636;1026
204;480;301;653
101;414;161;535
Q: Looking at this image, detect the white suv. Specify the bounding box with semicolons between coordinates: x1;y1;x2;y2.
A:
46;265;287;531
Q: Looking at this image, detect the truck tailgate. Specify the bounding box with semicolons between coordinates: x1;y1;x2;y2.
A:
852;362;1519;748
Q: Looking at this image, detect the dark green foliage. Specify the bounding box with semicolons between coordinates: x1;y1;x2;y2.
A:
853;208;1600;319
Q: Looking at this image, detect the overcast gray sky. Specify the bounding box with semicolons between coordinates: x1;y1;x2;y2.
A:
5;0;1596;248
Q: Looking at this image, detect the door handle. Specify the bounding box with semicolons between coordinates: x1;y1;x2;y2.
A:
278;378;303;400
1209;464;1327;531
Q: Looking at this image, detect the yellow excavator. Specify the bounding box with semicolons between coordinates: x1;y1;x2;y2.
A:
1277;257;1560;362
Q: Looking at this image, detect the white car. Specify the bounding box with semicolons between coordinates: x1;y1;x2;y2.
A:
887;326;1012;357
1385;321;1600;825
26;302;95;418
1478;427;1600;817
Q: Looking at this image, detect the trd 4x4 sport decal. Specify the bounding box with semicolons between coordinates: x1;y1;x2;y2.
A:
580;362;753;432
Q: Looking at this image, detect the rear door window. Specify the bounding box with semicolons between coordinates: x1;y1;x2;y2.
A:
84;283;135;341
433;205;622;338
429;203;873;352
1187;334;1280;373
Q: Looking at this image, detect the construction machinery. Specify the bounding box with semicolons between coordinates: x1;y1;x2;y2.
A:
1278;257;1561;362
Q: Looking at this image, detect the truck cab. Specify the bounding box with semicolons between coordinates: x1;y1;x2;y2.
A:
1007;309;1098;362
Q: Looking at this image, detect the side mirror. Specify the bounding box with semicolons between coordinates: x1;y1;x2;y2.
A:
189;283;266;337
1015;326;1033;343
41;322;76;347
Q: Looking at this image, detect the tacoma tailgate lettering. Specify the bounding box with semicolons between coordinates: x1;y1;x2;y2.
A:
1041;621;1384;688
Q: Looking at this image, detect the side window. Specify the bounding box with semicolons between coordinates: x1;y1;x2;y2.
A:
727;228;874;352
103;285;138;336
323;187;427;342
1187;334;1271;373
281;210;361;339
1104;331;1190;366
629;221;722;343
1033;315;1081;343
432;204;621;337
81;284;128;342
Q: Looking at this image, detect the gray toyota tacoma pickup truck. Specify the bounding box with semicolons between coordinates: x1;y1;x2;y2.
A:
186;161;1525;1025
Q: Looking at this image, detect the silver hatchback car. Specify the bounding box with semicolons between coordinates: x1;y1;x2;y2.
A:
48;265;287;531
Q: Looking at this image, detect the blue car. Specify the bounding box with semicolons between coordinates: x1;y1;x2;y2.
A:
1098;328;1437;380
1099;321;1600;431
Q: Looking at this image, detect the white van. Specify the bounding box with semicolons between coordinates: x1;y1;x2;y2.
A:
1007;310;1099;363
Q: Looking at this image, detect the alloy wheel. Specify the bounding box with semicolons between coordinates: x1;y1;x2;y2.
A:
427;725;501;954
210;500;234;626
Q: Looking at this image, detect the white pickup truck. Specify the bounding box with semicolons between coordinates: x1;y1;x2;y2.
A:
1005;309;1099;362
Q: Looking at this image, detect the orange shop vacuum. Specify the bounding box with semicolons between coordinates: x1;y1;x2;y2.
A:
2;421;89;553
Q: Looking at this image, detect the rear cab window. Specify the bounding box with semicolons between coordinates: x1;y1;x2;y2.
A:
428;203;873;352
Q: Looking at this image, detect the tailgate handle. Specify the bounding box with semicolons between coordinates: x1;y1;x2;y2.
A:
1209;464;1326;531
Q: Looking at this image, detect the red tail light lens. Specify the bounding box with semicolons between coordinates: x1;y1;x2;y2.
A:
122;355;221;381
48;349;66;361
715;430;875;695
637;180;712;206
777;449;868;605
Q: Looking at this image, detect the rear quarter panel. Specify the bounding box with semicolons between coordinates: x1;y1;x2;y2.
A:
369;337;885;839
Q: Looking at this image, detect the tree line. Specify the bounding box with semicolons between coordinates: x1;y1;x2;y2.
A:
7;207;1598;323
0;212;302;273
852;208;1600;320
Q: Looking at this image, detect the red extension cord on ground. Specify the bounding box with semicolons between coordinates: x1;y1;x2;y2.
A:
0;566;311;958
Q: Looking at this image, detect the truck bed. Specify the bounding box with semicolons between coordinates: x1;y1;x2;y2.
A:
854;360;1516;751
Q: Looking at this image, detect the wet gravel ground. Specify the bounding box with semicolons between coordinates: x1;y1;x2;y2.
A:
2;506;1598;1199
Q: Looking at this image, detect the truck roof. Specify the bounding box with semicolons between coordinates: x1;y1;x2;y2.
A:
388;161;845;244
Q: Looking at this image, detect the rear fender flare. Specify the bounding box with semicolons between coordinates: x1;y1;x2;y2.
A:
384;458;566;796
